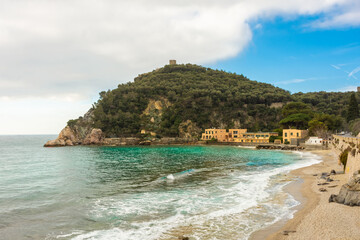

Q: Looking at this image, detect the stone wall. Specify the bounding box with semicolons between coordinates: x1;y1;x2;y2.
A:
102;137;141;146
332;135;360;178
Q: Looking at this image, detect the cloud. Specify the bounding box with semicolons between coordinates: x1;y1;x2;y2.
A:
311;1;360;28
331;64;341;70
337;85;358;92
348;66;360;79
276;77;318;85
0;0;359;101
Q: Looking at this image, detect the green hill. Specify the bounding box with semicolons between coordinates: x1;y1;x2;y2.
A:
68;63;358;138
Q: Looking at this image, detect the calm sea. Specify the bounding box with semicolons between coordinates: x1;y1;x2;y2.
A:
0;135;321;240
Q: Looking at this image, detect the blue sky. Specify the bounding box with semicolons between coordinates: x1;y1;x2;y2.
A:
210;17;360;93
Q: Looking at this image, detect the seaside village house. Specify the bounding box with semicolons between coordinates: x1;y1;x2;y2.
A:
283;129;308;145
305;136;323;145
201;129;278;143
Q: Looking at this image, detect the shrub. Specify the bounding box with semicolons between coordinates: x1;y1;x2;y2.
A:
67;119;78;128
339;149;350;171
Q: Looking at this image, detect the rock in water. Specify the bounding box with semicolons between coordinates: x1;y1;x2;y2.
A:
329;176;360;206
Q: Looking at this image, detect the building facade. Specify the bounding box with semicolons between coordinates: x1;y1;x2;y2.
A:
305;137;323;145
201;129;278;143
283;129;308;144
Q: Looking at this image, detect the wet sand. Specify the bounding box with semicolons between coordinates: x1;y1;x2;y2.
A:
251;149;360;240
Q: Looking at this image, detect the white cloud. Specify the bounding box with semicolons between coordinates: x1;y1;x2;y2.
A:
0;0;358;100
277;79;306;84
0;0;359;133
337;85;358;92
311;1;360;28
348;66;360;79
276;77;318;85
331;64;341;70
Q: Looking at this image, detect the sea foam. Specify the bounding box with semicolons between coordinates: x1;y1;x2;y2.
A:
68;151;322;240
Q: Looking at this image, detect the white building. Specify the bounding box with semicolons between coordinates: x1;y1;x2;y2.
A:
305;137;323;145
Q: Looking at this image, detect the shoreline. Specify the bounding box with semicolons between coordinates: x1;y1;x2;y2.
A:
251;149;360;240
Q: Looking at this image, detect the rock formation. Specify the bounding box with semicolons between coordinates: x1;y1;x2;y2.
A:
82;128;104;145
44;108;98;147
178;120;201;141
44;126;80;147
329;175;360;206
256;145;305;151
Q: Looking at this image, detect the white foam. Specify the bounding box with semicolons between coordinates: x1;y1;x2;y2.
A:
237;146;256;149
68;151;323;240
166;174;174;180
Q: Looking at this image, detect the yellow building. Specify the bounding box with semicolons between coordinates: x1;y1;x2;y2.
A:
201;129;235;142
201;129;278;143
283;129;308;143
232;132;278;143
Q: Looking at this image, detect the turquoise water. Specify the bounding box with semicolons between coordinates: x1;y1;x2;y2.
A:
0;136;321;240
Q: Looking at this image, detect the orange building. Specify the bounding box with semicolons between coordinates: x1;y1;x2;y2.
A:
201;129;234;142
201;129;277;143
283;129;308;144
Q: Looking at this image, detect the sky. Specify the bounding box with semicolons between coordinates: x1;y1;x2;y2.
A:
0;0;360;134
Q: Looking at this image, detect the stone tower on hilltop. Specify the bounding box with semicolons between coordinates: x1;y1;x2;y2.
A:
169;59;176;65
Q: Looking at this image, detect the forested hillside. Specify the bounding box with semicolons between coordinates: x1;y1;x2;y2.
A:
68;63;359;138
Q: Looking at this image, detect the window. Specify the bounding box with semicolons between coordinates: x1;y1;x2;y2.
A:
291;132;293;136
234;135;238;138
297;133;299;137
285;133;288;137
206;131;208;134
233;131;238;134
265;135;268;137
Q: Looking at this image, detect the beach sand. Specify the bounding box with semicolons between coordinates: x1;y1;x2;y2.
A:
251;149;360;240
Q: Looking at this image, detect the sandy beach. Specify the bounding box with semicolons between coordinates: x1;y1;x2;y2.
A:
251;149;360;240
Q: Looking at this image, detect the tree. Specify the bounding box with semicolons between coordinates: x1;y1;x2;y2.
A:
349;118;360;136
308;113;343;138
280;102;313;129
347;93;359;122
280;113;311;129
308;119;328;138
281;102;313;118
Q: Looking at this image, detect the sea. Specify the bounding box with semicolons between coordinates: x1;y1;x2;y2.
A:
0;135;322;240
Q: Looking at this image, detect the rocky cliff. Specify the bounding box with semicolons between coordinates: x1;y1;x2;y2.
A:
44;127;104;147
44;109;104;147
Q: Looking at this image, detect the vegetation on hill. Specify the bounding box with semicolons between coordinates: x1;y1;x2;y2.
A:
90;64;292;137
67;63;360;138
347;93;360;122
